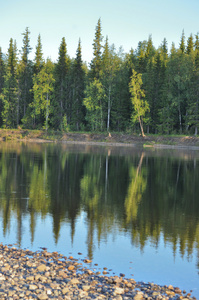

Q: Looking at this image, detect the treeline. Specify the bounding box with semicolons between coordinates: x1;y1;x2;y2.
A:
0;19;199;134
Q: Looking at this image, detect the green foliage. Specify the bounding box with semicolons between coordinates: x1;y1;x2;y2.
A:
129;70;150;136
34;34;44;75
90;18;103;80
1;39;19;128
52;37;70;130
30;59;55;131
70;39;85;130
0;22;199;135
83;79;105;131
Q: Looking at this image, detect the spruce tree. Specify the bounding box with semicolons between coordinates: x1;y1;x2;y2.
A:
90;18;103;80
31;59;55;131
34;34;44;75
186;34;194;54
52;37;69;129
180;30;186;53
2;39;19;128
71;39;85;130
0;48;5;126
18;27;33;120
101;37;119;131
0;48;5;93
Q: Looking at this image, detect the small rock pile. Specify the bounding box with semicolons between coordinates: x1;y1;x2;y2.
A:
0;244;196;299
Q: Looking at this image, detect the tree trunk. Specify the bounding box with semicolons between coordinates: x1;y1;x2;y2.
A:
138;115;145;136
107;86;111;131
195;126;198;136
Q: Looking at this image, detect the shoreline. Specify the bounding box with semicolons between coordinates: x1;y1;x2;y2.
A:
1;129;199;150
0;244;195;300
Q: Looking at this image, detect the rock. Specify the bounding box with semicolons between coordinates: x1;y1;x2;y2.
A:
62;287;69;294
29;284;38;290
0;244;195;300
82;285;91;292
134;294;144;300
114;287;125;295
69;278;79;285
68;265;75;271
37;294;48;300
26;276;35;281
79;291;88;298
37;264;46;272
168;284;174;290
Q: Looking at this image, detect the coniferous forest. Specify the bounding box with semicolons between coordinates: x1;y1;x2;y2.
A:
0;19;199;135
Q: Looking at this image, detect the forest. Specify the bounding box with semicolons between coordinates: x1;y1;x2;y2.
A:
0;19;199;135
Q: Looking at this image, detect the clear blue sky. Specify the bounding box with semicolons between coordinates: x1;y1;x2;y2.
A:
1;0;199;63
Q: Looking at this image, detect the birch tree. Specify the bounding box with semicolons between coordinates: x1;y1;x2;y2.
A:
129;69;149;136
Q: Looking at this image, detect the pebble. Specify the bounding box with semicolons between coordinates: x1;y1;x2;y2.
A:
0;243;195;300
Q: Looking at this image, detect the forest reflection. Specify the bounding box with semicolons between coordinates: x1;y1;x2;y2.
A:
0;142;199;266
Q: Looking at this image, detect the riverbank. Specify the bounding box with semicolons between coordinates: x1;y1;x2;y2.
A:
0;244;195;300
1;129;199;149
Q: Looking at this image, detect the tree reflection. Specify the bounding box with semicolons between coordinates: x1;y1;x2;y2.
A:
0;143;199;268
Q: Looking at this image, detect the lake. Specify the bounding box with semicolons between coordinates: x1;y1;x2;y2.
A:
0;142;199;297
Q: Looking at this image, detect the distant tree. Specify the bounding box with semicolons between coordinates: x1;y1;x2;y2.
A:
136;40;147;74
31;59;54;131
34;34;44;75
186;34;194;55
111;51;132;131
18;27;33;120
0;48;5;93
52;37;69;129
0;48;5;126
71;39;85;130
180;30;186;53
129;69;149;136
186;42;199;135
90;18;103;80
100;37;120;131
166;50;194;133
1;39;19;127
83;78;105;131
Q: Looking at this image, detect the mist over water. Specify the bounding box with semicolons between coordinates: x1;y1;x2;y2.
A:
0;142;199;297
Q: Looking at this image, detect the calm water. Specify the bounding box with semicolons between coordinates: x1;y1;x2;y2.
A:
0;142;199;297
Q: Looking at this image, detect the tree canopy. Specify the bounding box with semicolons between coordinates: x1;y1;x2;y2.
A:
0;22;199;135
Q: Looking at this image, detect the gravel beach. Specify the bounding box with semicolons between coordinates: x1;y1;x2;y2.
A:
0;244;195;300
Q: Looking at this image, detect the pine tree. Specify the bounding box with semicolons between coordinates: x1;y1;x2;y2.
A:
2;39;19;128
0;48;5;93
145;35;155;60
90;18;103;80
0;48;5;126
18;27;33;120
136;41;147;74
52;37;69;129
34;34;44;75
186;34;194;55
112;51;133;131
31;59;55;131
195;33;199;51
100;37;119;131
180;30;186;53
71;39;85;130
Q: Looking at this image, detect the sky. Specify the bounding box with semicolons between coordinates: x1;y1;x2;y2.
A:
0;0;199;64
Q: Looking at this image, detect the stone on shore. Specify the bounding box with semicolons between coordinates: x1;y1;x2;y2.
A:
0;243;195;300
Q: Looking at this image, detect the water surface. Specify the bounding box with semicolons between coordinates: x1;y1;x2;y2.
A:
0;142;199;297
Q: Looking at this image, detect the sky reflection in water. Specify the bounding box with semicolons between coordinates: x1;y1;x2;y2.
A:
0;142;198;297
